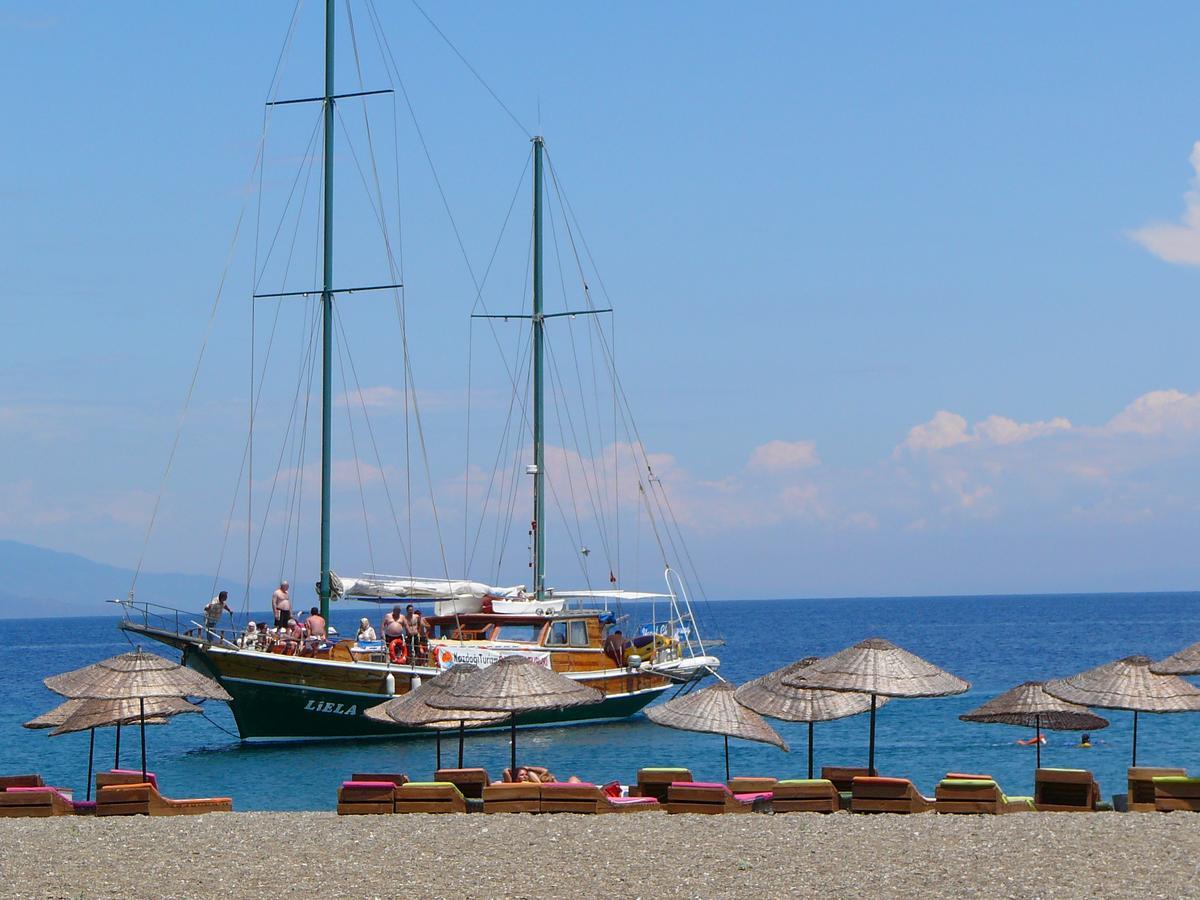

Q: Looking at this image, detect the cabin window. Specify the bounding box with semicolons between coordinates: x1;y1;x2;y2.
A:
495;624;543;644
569;620;590;647
545;621;569;646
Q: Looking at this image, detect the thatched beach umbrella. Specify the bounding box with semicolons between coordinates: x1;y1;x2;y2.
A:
1150;642;1200;676
23;698;192;801
1044;656;1200;766
782;638;969;774
646;682;788;781
364;665;507;769
736;657;887;778
959;681;1109;770
426;656;602;777
44;649;230;781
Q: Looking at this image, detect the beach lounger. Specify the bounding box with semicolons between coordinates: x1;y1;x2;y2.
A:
934;778;1033;814
630;767;693;803
0;775;46;790
850;777;935;814
96;769;159;791
482;782;541;814
394;782;468;814
1128;767;1187;812
1152;777;1200;813
96;782;232;816
665;782;771;815
0;786;77;817
434;768;490;800
540;782;660;814
820;766;875;794
771;779;840;813
337;781;401;815
771;779;838;813
1034;768;1101;812
727;776;777;793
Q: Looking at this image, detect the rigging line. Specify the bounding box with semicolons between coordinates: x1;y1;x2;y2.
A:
333;305;415;574
543;190;615;565
406;0;531;138
290;301;322;590
253;110;326;291
543;330;614;567
219;136;324;601
332;312;377;575
543;343;595;591
278;301;321;582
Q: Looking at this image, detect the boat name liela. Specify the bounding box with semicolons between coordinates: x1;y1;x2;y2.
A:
303;700;358;716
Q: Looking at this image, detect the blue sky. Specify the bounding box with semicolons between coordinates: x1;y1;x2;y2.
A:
5;1;1200;600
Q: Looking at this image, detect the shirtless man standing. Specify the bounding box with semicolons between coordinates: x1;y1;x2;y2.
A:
271;581;291;630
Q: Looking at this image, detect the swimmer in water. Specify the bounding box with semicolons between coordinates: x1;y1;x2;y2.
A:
1078;733;1092;748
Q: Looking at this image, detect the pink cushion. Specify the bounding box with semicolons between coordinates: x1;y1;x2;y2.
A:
676;781;728;791
7;786;70;803
734;791;773;803
608;796;658;806
72;801;96;812
542;782;595;788
341;781;398;790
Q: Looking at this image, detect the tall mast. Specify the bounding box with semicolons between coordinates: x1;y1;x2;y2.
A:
319;0;335;619
531;136;545;601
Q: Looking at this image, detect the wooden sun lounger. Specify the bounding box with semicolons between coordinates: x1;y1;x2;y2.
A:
821;766;875;794
934;778;1033;814
1128;767;1187;812
0;775;46;790
394;782;467;814
851;777;935;814
772;779;840;813
0;786;77;817
434;768;490;800
1152;777;1200;812
482;782;541;813
337;781;401;815
665;782;771;815
540;782;660;814
1034;768;1101;812
630;767;693;803
96;782;232;816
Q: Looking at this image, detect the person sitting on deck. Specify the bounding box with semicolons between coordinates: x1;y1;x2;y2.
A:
357;618;377;642
306;607;327;640
238;621;259;648
603;629;628;666
287;617;304;641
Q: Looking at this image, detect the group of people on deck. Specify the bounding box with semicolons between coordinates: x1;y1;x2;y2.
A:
201;581;329;653
377;604;428;662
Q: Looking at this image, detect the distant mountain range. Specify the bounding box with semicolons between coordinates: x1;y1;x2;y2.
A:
0;540;266;619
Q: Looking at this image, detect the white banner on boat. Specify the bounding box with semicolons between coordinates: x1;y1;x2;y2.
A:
430;643;551;671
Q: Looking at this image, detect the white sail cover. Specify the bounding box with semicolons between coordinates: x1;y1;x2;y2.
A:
332;573;527;615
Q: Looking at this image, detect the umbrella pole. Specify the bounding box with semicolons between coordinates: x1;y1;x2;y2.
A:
140;698;147;783
1036;714;1041;770
458;720;465;768
868;694;877;774
86;728;95;802
436;729;442;771
724;734;730;783
114;723;121;769
510;715;517;778
808;721;814;780
1132;710;1138;767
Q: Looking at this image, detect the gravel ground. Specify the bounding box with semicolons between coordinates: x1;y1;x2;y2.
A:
1;811;1198;899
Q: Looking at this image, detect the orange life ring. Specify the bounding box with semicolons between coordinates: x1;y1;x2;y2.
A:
388;637;409;665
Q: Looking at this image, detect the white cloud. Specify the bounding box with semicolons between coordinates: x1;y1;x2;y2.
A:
337;385;498;414
974;414;1071;445
1104;388;1200;436
1128;141;1200;265
747;439;819;472
899;411;1071;454
900;411;971;452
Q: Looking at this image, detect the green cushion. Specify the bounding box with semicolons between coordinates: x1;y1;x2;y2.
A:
777;779;833;787
940;779;997;788
1003;795;1035;808
402;781;454;788
640;767;690;773
1151;776;1200;785
1039;768;1087;774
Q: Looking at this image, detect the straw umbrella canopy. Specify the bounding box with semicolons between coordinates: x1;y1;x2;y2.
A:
24;697;199;801
1150;642;1200;676
426;656;603;776
1044;656;1200;766
735;657;887;778
44;649;230;781
646;681;787;781
959;681;1109;770
364;665;507;769
782;638;970;773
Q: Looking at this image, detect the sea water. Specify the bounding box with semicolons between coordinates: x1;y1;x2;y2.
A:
3;593;1199;810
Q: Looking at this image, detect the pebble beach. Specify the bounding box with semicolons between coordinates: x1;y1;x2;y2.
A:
1;811;1197;899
